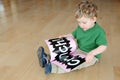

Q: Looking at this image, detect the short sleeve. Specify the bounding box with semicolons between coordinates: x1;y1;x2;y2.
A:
96;30;107;46
72;26;79;38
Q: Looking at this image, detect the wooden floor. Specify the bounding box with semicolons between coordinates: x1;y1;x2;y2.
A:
0;0;120;80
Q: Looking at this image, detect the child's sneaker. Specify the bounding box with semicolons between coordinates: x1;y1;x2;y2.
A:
45;63;52;74
37;46;49;68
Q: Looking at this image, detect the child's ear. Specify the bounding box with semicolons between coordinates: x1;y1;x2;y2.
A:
93;17;97;22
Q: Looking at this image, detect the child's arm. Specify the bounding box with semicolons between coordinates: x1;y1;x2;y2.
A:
85;45;107;63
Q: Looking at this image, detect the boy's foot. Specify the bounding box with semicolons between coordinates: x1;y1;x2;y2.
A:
45;63;52;74
37;46;49;68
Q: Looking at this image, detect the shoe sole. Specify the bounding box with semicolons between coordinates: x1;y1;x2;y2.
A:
37;47;44;68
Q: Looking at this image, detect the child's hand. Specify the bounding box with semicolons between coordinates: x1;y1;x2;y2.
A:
85;53;94;63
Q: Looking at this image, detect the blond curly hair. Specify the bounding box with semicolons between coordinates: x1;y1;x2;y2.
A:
75;1;98;19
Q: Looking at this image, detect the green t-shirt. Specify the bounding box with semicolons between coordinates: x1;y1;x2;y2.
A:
72;22;107;59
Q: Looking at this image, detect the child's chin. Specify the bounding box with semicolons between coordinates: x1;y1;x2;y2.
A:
83;28;88;30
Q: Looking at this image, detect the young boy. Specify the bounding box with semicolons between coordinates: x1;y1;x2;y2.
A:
37;1;107;74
